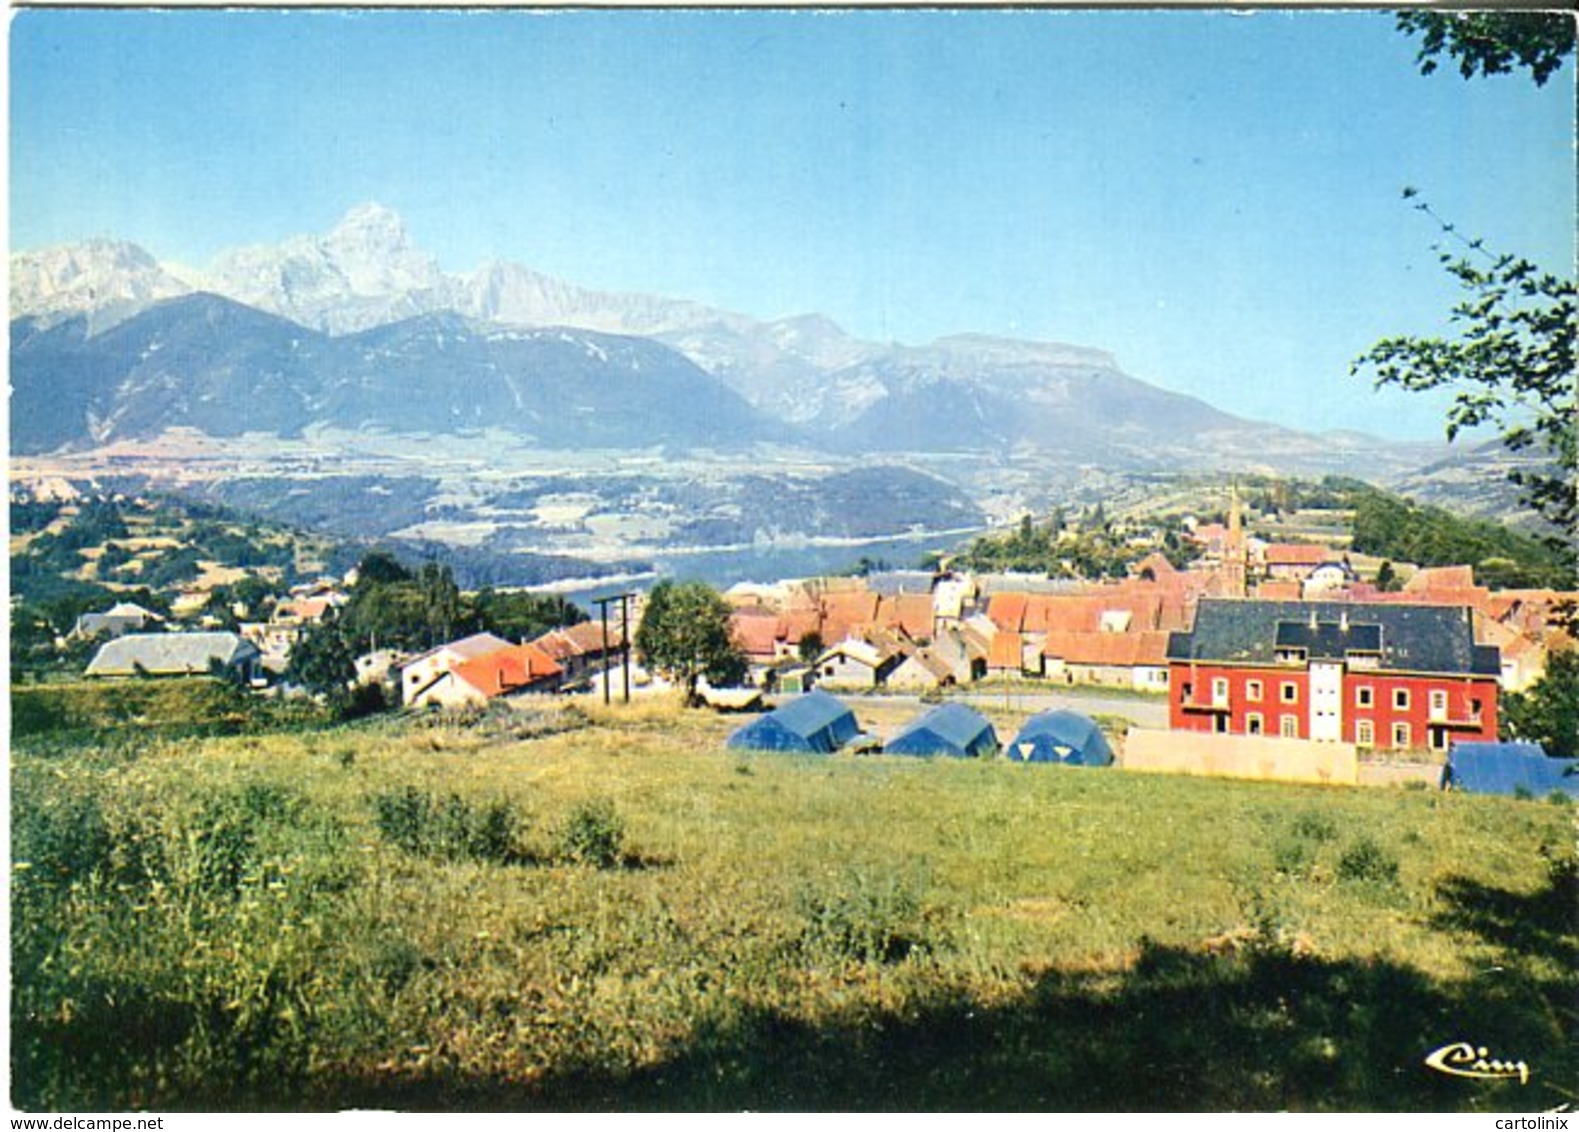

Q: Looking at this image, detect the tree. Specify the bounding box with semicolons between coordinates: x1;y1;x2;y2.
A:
1354;14;1576;547
1374;560;1401;593
471;588;585;641
1501;647;1579;759
1395;10;1575;86
287;618;358;707
634;580;747;704
416;562;464;647
797;630;825;665
353;550;412;590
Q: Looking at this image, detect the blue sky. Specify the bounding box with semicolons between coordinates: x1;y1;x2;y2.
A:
9;8;1575;439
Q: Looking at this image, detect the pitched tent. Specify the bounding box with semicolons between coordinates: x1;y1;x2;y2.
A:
1442;741;1579;797
726;690;859;754
1007;710;1115;766
883;702;1000;759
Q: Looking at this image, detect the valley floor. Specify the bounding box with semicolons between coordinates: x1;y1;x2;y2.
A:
10;695;1575;1112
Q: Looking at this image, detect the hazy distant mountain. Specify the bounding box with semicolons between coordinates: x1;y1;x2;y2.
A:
10;293;782;454
203;203;454;334
811;334;1310;465
11;203;1427;477
1381;435;1559;531
9;239;197;334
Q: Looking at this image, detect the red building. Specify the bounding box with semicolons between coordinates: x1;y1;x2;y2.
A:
1166;599;1500;755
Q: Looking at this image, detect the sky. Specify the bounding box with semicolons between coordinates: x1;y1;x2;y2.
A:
8;8;1576;440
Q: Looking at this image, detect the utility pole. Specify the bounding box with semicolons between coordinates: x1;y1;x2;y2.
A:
596;597;611;704
619;592;632;704
592;591;638;705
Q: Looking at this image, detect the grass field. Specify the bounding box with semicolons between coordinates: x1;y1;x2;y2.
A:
10;686;1576;1111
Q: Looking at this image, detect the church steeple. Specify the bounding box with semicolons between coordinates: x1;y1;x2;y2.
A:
1224;480;1247;598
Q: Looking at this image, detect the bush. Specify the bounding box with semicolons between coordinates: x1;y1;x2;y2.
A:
370;786;525;864
1290;811;1338;843
555;798;625;868
796;866;928;966
1271;837;1314;879
1337;836;1400;886
11;787;116;887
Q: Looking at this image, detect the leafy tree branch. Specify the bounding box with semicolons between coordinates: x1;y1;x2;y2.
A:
1352;194;1576;547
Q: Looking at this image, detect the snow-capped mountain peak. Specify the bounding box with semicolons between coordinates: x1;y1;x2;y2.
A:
9;238;196;332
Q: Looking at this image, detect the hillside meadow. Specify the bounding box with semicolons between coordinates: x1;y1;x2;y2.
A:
9;684;1576;1111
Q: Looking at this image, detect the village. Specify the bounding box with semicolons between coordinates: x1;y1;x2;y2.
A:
49;484;1578;799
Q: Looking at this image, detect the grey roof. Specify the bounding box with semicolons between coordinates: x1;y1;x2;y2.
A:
85;632;261;677
1167;599;1500;678
974;574;1089;595
1273;620;1382;657
863;571;938;596
402;632;513;668
75;602;164;636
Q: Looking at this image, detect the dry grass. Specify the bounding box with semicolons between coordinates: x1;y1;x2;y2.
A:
10;694;1576;1111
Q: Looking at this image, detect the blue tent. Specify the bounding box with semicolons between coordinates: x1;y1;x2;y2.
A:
726;690;859;754
883;703;999;759
1443;741;1579;797
1006;710;1115;766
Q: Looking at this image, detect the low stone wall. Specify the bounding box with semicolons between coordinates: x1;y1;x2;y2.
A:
1121;728;1359;786
1357;760;1443;789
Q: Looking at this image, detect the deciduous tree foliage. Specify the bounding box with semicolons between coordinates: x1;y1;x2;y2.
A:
1396;10;1575;86
634;580;746;704
286;617;358;704
1501;646;1579;759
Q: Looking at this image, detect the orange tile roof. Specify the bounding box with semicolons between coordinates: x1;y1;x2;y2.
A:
878;593;934;639
1405;565;1477;592
779;609;824;644
1041;629;1171;667
452;644;562;698
275;598;333;623
820;591;881;642
532;621;622;662
1265;543;1329;567
729;611;784;658
986;593;1030;632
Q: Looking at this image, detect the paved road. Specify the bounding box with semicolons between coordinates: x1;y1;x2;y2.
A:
837;688;1169;729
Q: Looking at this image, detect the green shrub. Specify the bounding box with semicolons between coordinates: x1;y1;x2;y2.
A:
371;785;432;856
1290;811;1338;843
1337;836;1400;886
555;798;625;868
796;865;928;966
370;786;526;864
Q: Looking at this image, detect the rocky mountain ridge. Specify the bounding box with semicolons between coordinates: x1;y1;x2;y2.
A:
12;204;1441;485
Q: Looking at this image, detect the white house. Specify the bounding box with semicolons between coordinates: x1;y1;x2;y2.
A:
398;632;514;706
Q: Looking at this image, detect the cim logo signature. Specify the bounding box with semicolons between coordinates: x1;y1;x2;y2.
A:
1424;1041;1530;1084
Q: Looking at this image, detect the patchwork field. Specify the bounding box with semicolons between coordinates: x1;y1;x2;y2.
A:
10;687;1576;1111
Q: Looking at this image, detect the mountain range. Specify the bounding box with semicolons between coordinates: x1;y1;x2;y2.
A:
11;203;1380;471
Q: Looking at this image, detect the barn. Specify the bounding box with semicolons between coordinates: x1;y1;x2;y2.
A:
883;703;999;759
1007;710;1115;766
726;690;860;755
1442;741;1578;797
